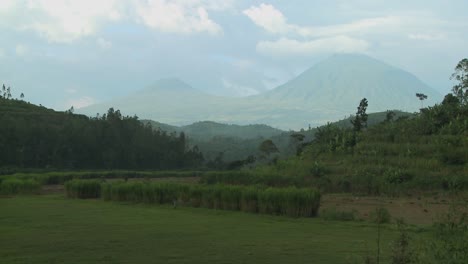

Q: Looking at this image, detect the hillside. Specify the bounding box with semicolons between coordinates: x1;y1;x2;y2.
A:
79;54;442;130
250;93;468;193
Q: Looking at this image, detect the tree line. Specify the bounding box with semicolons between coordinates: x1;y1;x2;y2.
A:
0;96;203;170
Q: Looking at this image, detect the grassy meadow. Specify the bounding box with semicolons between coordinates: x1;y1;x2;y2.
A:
1;194;412;264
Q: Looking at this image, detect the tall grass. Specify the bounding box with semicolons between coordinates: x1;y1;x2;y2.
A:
65;179;102;199
68;180;321;218
0;178;41;195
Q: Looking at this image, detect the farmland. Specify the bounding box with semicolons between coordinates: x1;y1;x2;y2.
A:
1;194;407;264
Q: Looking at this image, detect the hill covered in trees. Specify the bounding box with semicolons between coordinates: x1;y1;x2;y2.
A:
0;96;203;170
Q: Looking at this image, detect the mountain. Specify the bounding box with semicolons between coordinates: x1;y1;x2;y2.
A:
257;54;441;114
141;120;283;140
79;54;442;130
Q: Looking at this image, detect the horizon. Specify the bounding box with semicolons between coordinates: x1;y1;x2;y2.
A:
1;1;467;110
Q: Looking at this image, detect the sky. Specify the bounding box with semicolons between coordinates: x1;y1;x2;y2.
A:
0;0;467;110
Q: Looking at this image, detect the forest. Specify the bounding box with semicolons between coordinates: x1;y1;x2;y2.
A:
0;95;203;170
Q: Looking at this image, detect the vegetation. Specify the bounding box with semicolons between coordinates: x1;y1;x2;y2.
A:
0;95;203;170
65;179;102;199
0;177;40;195
65;180;321;218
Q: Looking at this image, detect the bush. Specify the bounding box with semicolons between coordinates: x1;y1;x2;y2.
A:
0;178;41;195
370;207;391;224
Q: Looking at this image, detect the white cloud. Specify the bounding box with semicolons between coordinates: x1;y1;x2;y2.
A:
22;0;123;43
67;96;97;109
242;3;290;34
0;0;226;43
243;4;402;38
257;36;370;57
0;0;15;11
135;0;222;34
243;3;456;58
97;38;112;49
15;44;29;56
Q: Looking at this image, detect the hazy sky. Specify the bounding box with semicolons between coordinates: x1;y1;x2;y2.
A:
0;0;467;110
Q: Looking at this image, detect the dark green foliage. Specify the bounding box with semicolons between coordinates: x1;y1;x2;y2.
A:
451;58;468;105
98;181;321;218
0;178;40;195
259;139;279;156
65;179;102;199
351;98;369;132
0;97;203;170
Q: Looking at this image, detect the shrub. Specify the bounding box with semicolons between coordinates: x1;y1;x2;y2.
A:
370;207;391;224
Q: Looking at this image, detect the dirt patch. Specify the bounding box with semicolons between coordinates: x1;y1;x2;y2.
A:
320;193;467;225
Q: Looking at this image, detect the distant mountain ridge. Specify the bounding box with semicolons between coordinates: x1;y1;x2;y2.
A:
142;120;284;141
79;54;442;129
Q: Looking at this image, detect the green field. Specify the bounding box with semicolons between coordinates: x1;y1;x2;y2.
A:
0;195;412;264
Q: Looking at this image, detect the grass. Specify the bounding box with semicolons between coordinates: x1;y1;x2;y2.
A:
0;195;410;264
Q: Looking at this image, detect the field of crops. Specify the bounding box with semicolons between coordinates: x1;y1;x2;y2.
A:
65;180;321;218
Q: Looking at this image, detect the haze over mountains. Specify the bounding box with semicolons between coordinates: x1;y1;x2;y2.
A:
80;54;442;130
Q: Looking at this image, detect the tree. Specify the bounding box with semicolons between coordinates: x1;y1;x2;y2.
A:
385;110;395;122
415;93;428;108
258;139;279;156
451;58;468;105
351;98;368;132
6;86;11;99
20;93;24;100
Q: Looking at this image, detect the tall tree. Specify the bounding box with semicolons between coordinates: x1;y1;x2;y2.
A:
416;93;428;108
451;58;468;105
351;98;368;132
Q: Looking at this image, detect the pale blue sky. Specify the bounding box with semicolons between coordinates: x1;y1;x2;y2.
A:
0;0;466;110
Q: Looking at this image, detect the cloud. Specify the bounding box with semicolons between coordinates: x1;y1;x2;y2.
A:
243;3;458;58
0;0;226;43
97;38;112;49
257;36;370;57
242;3;290;34
135;0;222;34
67;96;97;109
15;44;29;56
243;4;402;38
